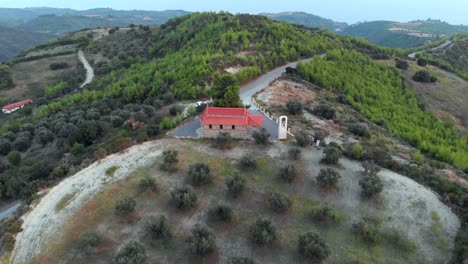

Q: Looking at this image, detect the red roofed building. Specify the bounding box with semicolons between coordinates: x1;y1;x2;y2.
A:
201;107;263;137
2;99;33;114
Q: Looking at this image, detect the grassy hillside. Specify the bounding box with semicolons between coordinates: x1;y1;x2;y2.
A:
342;19;468;48
261;11;348;32
0;26;52;61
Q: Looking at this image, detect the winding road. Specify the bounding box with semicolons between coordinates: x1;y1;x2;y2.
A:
78;49;94;88
241;58;314;107
408;40;452;59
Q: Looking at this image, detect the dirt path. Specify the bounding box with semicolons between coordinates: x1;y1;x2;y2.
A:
78;49;94;88
11;140;171;263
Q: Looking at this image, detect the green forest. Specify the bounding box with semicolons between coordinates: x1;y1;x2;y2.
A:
297;48;468;170
1;13;397;202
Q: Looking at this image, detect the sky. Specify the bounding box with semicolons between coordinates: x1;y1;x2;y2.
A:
1;0;467;25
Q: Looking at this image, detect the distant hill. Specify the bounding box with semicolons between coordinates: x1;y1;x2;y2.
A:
342;19;468;48
261;11;348;32
0;8;190;61
0;26;52;61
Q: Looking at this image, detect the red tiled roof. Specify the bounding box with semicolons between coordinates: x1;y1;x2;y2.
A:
2;99;33;111
201;107;263;127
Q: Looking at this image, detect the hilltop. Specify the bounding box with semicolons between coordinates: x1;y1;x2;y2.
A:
0;12;466;263
342;19;468;48
260;11;348;32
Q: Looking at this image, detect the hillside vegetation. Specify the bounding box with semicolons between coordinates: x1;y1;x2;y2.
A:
297;49;468;170
0;13;393;203
261;11;348;32
342;19;468;48
417;34;468;80
0;26;52;61
0;8;189;61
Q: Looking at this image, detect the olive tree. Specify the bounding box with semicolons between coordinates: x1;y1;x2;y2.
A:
249;218;277;246
297;232;330;262
191;225;216;256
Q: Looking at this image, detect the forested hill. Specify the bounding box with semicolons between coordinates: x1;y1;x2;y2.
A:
342;20;468;48
0;12;394;201
0;26;52;61
261;12;348;32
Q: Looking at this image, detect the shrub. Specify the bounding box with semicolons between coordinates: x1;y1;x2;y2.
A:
352;216;382;244
416;58;428;67
114;197;136;217
295;131;312;147
412;70;437;83
71;143;85;156
138;176;157;193
252;128;270;145
3;233;15;251
49;62;69;70
249;218;277;245
348;123;370;138
312;103;336;119
412;150;425;164
359;176;383;198
188;163;211;186
13;136;31;151
279;164;297;183
160;150;178;171
113;241;147;264
297;232;330;262
169;105;181;116
322;145;342;164
238;154;257;171
227;257;256;264
214;132;233;149
0;139;11;155
395;58;409;70
317;168;341;188
268;192;292;213
144;215;172;242
159;116;173;130
286;99;303;115
362;160;381;176
352;144;363;160
105;166;119;176
191;225;216;256
76;231;101;255
171;186;197;209
209;204;233;222
226;173;246;198
309;204;342;224
288;148;302;160
7;151;21;166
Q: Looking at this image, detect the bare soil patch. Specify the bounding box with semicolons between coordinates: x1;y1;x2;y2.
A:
16;139;460;264
2;54;79;100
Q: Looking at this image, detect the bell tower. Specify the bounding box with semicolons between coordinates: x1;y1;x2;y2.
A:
278;116;288;140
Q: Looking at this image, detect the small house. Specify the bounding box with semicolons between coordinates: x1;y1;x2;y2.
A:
201;107;263;137
2;99;33;114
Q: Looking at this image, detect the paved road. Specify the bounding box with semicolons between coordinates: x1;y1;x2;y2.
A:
0;202;20;221
408;40;452;59
241;58;314;107
172;57;317;138
78;50;95;88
